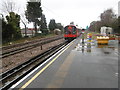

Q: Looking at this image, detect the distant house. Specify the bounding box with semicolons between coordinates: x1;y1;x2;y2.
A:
100;26;113;36
54;29;61;35
21;28;42;37
21;28;35;37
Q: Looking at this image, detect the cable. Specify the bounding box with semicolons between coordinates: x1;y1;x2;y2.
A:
41;4;70;25
42;5;56;15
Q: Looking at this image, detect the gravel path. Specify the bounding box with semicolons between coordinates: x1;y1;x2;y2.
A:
1;39;65;73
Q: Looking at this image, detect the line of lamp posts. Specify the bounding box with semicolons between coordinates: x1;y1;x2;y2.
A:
81;32;92;53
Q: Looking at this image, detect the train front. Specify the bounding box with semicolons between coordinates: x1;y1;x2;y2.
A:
64;25;78;41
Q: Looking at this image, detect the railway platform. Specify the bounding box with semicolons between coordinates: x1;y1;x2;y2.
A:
11;37;118;88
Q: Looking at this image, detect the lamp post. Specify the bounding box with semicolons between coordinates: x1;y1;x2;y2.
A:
118;1;120;17
0;14;3;19
0;14;3;45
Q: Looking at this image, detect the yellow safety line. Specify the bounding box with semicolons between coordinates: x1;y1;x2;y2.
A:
20;42;73;89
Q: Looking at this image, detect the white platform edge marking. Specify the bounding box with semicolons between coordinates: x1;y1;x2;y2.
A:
10;39;75;89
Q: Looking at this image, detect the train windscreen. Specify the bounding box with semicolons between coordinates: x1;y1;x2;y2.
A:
64;26;77;34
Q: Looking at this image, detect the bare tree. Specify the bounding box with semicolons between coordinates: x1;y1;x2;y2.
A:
1;0;20;15
100;8;116;26
20;12;28;37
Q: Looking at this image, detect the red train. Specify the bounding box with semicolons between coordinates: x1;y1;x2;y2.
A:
64;25;81;41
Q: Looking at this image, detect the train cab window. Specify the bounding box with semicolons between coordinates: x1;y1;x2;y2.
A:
64;26;77;34
72;26;76;34
64;27;69;34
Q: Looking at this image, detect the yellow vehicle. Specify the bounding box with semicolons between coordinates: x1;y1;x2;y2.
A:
97;36;109;44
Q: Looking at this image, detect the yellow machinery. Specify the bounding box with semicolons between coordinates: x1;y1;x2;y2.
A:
97;36;109;44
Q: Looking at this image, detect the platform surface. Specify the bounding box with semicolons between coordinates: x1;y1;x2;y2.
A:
12;37;118;88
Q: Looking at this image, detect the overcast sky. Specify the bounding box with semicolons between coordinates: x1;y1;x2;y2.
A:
41;0;119;28
0;0;119;28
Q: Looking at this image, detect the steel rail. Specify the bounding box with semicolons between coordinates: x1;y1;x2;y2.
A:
1;41;68;90
1;36;63;58
2;36;61;51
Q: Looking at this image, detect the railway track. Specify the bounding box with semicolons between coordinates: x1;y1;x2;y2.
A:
0;41;68;90
2;36;60;51
2;36;63;58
